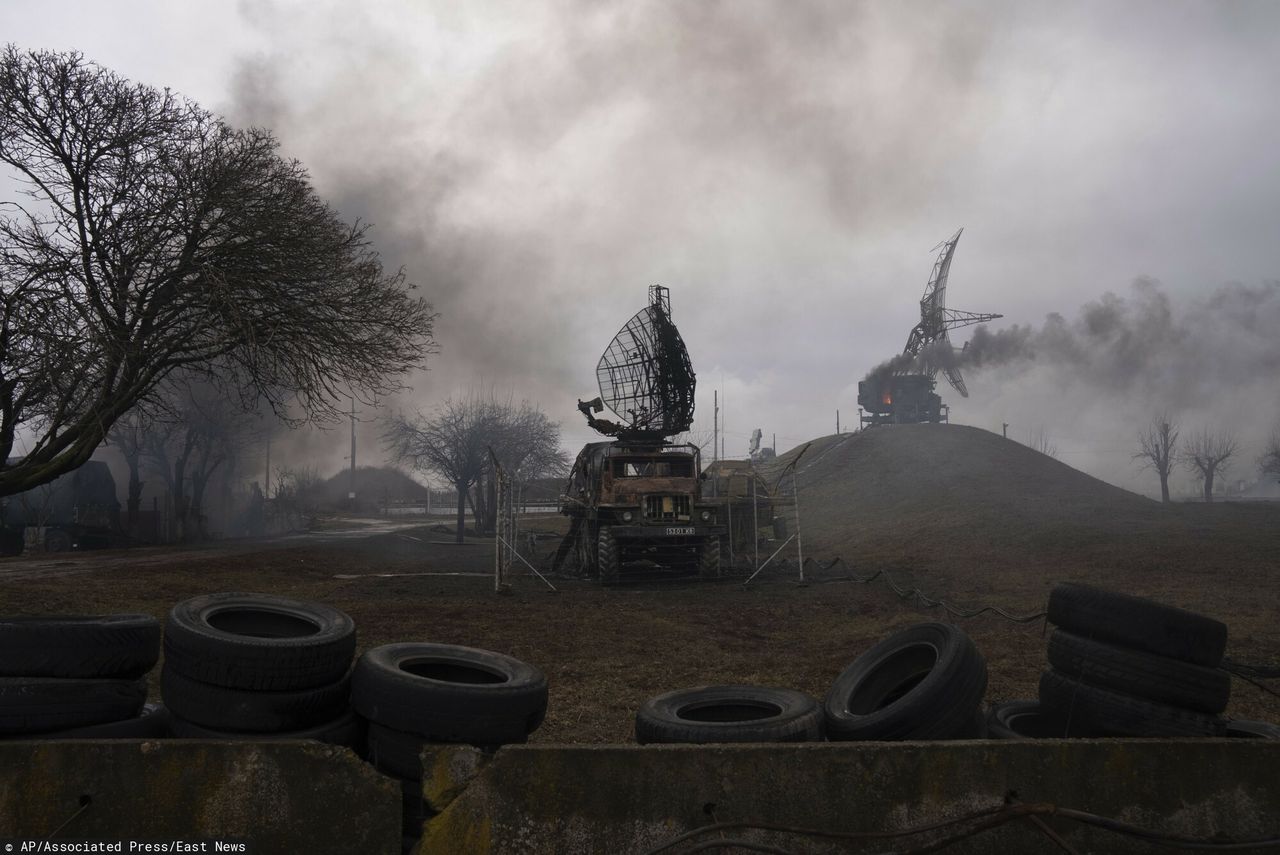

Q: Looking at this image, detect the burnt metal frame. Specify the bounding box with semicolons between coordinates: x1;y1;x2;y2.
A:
594;285;696;440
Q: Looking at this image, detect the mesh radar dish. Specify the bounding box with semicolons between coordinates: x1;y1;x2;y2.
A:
579;285;696;441
900;228;1002;397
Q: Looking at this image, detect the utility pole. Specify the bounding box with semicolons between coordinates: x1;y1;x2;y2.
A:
713;390;719;464
1002;422;1009;439
836;410;840;435
349;398;358;507
264;433;271;498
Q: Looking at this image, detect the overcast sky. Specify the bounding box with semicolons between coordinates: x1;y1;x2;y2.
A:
4;0;1279;497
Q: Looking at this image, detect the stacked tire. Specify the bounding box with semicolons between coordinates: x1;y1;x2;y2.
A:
1013;583;1231;738
351;643;548;852
824;623;988;740
162;593;362;747
0;614;168;738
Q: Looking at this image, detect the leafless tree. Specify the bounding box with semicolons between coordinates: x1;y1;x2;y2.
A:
1181;428;1238;502
1026;426;1059;459
1260;430;1280;485
106;408;152;536
1133;413;1179;503
383;394;567;543
0;48;437;497
142;382;253;540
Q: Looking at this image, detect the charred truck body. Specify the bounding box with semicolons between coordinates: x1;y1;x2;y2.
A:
556;286;724;582
858;229;1000;428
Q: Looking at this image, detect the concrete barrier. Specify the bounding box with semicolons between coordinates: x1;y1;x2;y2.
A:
414;740;1280;854
0;740;399;854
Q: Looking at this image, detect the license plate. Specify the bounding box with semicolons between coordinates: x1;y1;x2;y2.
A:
664;527;695;536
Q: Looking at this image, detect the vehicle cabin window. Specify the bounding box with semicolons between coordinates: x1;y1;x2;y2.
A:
613;459;693;477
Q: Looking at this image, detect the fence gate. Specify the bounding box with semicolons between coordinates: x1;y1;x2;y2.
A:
490;449;557;593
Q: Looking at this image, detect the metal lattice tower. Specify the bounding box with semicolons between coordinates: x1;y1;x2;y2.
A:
591;285;696;439
900;228;1002;397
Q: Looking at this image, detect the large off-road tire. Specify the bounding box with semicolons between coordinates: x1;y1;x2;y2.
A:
985;700;1096;739
0;676;147;735
1046;583;1227;667
1038;669;1226;737
597;527;619;584
0;614;160;679
163;593;356;691
351;643;547;745
161;664;351;732
698;537;721;580
1047;629;1230;714
169;708;365;748
824;623;988;741
635;685;824;745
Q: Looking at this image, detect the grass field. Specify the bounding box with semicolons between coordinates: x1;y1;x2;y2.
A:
2;423;1277;743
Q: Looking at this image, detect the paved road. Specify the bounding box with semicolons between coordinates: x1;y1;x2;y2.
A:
0;517;432;581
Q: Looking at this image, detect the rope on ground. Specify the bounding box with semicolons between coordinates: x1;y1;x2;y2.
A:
780;556;1047;624
641;798;1280;855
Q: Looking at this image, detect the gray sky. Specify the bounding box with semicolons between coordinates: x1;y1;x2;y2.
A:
4;0;1279;497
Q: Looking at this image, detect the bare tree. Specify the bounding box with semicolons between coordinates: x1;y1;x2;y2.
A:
106;409;151;536
1026;426;1059;459
1181;428;1238;502
0;48;437;497
1260;430;1280;484
383;394;566;543
1134;413;1179;503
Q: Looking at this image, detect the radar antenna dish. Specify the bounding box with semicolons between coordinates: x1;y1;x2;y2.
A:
579;285;696;441
899;228;1002;397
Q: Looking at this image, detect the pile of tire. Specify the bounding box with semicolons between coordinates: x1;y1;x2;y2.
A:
350;643;548;851
161;593;362;747
992;583;1232;738
633;622;988;744
823;622;988;740
0;614;168;738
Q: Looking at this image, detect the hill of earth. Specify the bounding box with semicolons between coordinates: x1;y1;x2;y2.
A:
764;423;1280;609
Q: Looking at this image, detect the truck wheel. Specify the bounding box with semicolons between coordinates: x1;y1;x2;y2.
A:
698;537;721;579
44;529;72;552
597;527;619;584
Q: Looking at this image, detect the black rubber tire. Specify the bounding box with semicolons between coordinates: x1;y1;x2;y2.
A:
0;676;147;735
169;708;365;747
351;643;547;744
43;703;171;739
1047;629;1230;714
163;593;356;690
597;527;619;584
1046;583;1227;668
1224;719;1280;739
635;685;824;745
986;700;1096;739
0;614;160;679
698;537;721;580
824;623;988;741
161;664;351;732
1038;669;1226;737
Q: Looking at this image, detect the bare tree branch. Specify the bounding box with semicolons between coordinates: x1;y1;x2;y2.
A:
1133;412;1179;503
1181;427;1237;502
0;48;437;496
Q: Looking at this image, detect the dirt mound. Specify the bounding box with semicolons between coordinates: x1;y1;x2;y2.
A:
766;424;1280;587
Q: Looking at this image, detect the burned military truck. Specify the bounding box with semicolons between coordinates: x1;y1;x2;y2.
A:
554;286;724;583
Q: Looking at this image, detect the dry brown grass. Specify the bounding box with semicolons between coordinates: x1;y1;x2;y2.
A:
2;423;1277;742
